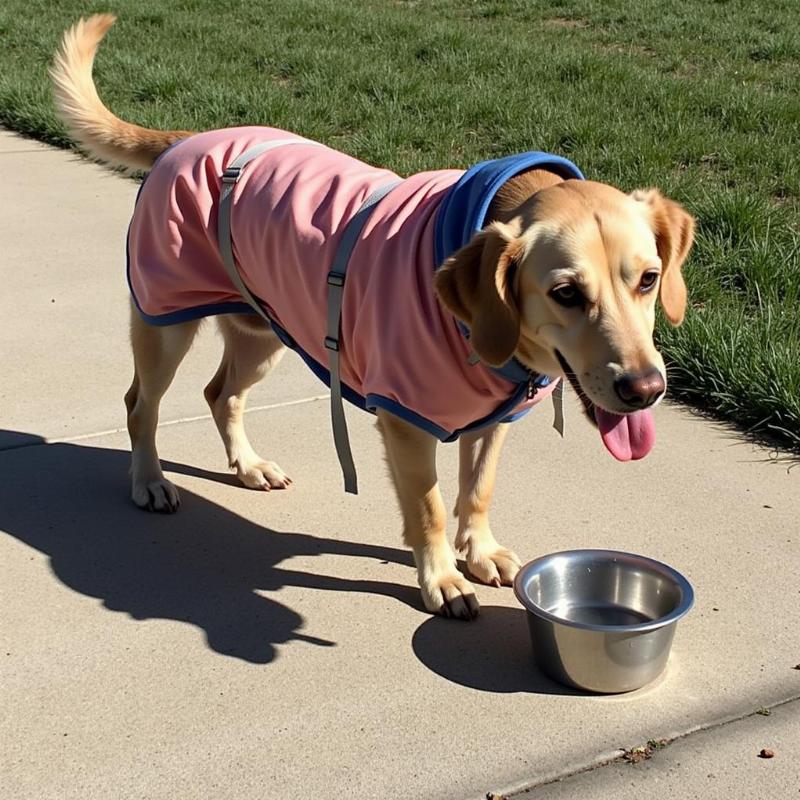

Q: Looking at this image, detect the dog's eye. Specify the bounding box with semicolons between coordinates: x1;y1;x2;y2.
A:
639;271;660;293
549;284;584;308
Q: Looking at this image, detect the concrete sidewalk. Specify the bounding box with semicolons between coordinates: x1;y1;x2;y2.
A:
517;700;799;799
1;130;798;800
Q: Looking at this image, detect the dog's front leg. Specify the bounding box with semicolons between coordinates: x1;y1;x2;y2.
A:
455;423;522;587
377;410;479;619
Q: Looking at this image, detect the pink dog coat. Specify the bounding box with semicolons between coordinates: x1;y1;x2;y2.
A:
127;127;584;441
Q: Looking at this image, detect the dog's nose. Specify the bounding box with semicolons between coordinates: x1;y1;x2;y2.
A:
614;368;665;409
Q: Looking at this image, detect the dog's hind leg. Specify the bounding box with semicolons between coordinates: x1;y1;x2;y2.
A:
204;314;290;490
454;423;522;586
125;305;200;512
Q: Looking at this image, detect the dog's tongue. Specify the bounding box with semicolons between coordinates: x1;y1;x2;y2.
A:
595;408;656;461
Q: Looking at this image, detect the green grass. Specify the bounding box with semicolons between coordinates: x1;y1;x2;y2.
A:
1;0;798;450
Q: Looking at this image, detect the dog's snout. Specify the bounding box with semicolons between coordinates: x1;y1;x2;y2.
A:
614;368;665;409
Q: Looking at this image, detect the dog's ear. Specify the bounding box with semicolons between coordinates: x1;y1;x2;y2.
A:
631;189;695;326
434;220;524;366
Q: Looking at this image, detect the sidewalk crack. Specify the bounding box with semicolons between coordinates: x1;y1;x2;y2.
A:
0;394;329;451
482;693;800;800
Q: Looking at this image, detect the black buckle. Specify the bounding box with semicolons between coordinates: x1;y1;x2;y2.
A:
324;336;339;352
221;166;241;184
327;271;345;287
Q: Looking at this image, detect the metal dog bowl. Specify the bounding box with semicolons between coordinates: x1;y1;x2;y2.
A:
514;549;694;693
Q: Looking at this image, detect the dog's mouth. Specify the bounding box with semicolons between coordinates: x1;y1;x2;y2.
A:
554;350;656;462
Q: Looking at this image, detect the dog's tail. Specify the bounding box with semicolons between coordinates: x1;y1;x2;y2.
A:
50;14;192;171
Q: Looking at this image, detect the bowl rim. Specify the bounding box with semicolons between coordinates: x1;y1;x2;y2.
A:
513;548;695;633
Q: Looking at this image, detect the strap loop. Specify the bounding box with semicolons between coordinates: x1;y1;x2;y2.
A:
327;272;345;287
221;166;242;184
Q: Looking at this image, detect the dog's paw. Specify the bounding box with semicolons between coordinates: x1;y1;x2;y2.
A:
132;478;180;513
421;572;480;620
467;541;522;586
235;458;292;491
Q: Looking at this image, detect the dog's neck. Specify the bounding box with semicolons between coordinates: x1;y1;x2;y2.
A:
486;168;564;224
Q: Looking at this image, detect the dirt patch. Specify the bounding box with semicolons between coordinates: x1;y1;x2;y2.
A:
674;64;701;78
546;16;590;29
621;739;669;764
595;41;657;58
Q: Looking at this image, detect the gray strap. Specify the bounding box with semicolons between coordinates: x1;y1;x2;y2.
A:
216;138;400;495
552;378;565;437
325;179;402;494
217;139;322;323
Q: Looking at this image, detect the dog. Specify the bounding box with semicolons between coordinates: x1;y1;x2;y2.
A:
50;14;694;620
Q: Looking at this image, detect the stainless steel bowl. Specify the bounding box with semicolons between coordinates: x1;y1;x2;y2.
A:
513;549;694;694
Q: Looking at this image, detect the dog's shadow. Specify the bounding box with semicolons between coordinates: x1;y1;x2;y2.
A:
1;429;575;694
0;429;424;665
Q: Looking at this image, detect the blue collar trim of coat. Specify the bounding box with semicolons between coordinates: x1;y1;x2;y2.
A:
434;151;585;385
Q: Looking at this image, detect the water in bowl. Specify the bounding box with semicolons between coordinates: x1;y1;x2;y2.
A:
555;602;654;627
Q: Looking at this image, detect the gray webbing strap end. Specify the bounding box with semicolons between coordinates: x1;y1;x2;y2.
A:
323;271;358;495
552;379;565;437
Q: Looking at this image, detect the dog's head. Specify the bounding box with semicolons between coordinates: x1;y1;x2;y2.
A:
434;180;695;461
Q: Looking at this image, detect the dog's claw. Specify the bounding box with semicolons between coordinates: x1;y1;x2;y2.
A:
466;544;522;587
463;593;480;619
423;571;480;620
447;596;470;620
235;459;292;491
148;486;179;513
133;477;180;513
